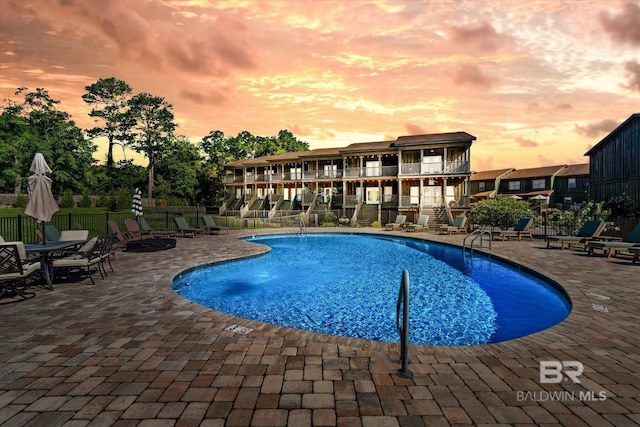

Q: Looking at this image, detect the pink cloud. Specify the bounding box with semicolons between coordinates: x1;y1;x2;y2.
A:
623;60;640;92
404;122;426;135
574;119;619;138
599;2;640;46
516;137;538;148
449;22;511;53
450;64;498;89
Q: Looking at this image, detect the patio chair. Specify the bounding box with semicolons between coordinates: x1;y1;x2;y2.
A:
124;218;154;240
587;222;640;258
545;220;605;250
0;242;39;300
139;217;177;237
59;230;89;241
202;215;230;235
406;214;429;232
491;218;533;241
385;215;406;231
629;246;640;264
174;217;205;238
438;215;468;235
52;235;107;285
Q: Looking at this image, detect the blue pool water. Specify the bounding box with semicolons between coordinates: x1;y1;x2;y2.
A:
172;233;571;345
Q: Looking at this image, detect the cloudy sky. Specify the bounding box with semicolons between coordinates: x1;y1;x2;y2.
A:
1;0;638;170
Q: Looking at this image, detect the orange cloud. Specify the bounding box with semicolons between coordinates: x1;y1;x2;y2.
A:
599;2;640;46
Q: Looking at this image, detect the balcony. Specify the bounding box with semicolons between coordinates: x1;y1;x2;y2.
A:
400;161;469;176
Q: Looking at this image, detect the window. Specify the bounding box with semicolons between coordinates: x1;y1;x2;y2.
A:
478;182;486;192
532;179;545;190
508;181;520;191
568;178;576;189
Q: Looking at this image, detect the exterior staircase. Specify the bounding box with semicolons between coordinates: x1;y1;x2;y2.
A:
357;204;379;226
420;206;448;229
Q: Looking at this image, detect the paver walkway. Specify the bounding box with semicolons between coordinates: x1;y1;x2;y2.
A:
0;228;638;426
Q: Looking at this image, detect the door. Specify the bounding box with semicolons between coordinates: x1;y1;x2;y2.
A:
410;186;419;205
423;186;441;206
366;187;380;204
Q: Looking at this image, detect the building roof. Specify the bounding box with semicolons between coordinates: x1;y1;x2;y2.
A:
555;163;589;177
502;165;566;180
470;168;514;181
298;147;343;158
470;190;495;199
585;113;640;156
340;140;396;153
393;132;476;147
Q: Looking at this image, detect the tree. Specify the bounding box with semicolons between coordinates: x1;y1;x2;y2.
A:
155;135;201;204
0;87;95;194
127;93;176;199
82;77;133;167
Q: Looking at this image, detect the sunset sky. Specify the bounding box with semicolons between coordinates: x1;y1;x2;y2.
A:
1;0;638;170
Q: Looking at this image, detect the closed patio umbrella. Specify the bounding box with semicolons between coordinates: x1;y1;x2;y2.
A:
131;188;143;219
25;153;59;243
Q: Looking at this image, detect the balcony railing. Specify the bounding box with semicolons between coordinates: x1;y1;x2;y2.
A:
343;165;399;178
400;161;470;175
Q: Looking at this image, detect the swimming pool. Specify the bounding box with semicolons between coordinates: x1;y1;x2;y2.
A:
172;233;571;345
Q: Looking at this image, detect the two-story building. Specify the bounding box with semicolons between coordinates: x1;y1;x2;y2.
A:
585;113;640;212
551;163;590;209
222;132;476;225
470;168;515;200
496;165;567;202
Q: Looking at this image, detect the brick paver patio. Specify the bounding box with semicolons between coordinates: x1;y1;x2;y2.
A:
1;228;638;426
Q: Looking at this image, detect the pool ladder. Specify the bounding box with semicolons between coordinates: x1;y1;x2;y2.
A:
298;216;307;236
463;228;492;256
395;270;413;378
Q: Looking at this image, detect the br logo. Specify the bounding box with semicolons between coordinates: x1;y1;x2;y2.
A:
540;361;583;383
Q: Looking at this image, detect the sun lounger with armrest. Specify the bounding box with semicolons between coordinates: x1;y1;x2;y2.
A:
202;215;230;234
174;217;205;238
491;218;533;241
545;220;605;250
438;215;467;235
385;215;406;231
587;222;640;258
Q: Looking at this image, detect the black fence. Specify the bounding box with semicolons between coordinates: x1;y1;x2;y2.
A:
2;208;638;243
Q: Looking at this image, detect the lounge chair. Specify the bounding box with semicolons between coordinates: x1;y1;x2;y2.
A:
35;224;61;242
139;217;176;237
52;236;108;285
107;220;130;248
491;218;533;241
587;222;640;258
202;215;230;235
406;214;429;232
385;215;406;231
174;217;205;238
629;246;640;264
438;215;468;235
545;220;605;250
124;218;154;240
0;241;39;300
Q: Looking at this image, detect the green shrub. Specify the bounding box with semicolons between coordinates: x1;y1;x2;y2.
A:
471;196;532;229
60;190;76;208
78;188;93;208
370;221;382;228
12;193;28;208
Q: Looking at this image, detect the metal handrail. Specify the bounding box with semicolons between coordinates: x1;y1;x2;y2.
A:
463;228;492;256
396;270;413;378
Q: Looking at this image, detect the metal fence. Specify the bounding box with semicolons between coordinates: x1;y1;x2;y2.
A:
2;208;638;243
0;208;205;243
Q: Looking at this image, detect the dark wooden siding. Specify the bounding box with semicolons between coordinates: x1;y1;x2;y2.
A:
589;119;640;210
552;176;589;205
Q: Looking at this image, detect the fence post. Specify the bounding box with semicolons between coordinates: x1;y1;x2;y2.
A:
105;212;109;235
17;215;23;242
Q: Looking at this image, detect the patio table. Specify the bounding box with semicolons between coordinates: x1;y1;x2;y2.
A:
25;240;87;290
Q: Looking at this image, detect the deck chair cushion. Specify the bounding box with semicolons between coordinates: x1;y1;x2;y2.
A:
126;238;176;252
